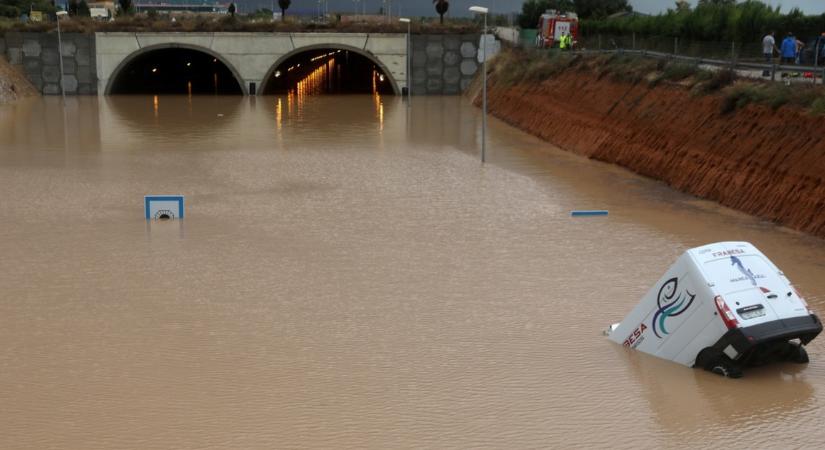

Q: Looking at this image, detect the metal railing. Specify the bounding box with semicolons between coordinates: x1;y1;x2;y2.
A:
520;33;825;84
581;49;824;84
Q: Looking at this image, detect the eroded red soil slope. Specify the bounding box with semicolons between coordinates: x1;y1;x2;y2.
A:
479;68;825;238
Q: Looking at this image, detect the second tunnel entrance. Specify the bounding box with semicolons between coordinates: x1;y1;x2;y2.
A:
262;48;396;96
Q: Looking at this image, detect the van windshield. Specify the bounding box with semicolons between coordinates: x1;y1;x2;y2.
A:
703;255;775;294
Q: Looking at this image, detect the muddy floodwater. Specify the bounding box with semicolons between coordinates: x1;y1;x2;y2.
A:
1;94;825;449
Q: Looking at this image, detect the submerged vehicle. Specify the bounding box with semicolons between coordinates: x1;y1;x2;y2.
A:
606;242;821;378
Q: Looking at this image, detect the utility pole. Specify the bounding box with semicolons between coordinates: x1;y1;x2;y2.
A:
469;6;489;163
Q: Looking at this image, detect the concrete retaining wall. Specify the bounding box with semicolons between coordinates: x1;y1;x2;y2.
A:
1;31;482;96
410;34;480;95
1;32;97;95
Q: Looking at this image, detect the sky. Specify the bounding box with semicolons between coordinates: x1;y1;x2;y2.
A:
243;0;825;16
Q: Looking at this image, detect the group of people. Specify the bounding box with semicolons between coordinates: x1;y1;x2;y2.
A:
762;31;805;65
558;32;574;50
534;31;575;50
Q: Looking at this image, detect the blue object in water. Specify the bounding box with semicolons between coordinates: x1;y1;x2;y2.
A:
571;210;609;217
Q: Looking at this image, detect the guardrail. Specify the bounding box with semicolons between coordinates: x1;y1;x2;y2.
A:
572;48;825;84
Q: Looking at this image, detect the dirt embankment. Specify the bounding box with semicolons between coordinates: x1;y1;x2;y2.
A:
474;56;825;239
0;56;38;104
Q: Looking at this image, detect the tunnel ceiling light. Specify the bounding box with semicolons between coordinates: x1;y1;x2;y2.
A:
275;70;282;78
213;58;217;63
379;74;385;82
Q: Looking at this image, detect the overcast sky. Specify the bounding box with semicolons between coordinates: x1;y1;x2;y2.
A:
286;1;825;16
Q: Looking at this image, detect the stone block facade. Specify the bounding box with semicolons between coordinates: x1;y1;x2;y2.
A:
411;34;480;95
1;31;481;96
0;32;97;95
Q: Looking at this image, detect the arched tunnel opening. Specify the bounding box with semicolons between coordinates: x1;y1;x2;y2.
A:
109;48;243;95
262;49;395;96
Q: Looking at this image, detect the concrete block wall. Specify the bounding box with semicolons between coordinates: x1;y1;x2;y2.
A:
1;32;97;95
411;34;480;95
2;31;480;96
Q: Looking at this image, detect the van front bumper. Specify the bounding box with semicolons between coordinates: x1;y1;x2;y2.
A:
712;314;822;362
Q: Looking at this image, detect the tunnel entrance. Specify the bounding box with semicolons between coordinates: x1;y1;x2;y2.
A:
262;49;395;96
109;48;243;95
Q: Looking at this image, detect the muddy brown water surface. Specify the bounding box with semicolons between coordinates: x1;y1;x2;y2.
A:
1;95;825;449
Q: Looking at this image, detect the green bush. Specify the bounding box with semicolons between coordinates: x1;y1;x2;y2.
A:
0;5;21;18
721;81;823;113
582;1;825;45
694;69;736;94
661;62;699;81
811;97;825;115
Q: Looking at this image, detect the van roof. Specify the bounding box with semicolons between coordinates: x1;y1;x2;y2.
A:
686;241;760;266
686;242;788;296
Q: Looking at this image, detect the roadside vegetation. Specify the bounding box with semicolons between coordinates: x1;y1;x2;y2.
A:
580;1;825;44
0;13;481;35
0;14;480;34
488;47;825;115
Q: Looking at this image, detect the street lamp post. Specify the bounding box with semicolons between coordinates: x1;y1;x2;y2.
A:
399;18;411;105
469;6;488;163
56;10;68;101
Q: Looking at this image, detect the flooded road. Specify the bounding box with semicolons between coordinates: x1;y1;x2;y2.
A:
1;94;824;449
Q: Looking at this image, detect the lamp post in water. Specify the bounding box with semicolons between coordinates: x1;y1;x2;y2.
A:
56;10;68;101
469;6;488;163
399;17;411;104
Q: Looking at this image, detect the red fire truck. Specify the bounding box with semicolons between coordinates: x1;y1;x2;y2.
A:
536;10;579;49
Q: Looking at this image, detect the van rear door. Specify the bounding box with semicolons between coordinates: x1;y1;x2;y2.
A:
702;254;808;326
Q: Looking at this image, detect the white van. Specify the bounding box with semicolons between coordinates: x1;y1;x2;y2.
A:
606;241;821;378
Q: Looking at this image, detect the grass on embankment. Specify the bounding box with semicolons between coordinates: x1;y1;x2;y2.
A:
489;48;825;116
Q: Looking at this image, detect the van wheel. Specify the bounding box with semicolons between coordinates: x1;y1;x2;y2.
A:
695;348;719;370
788;343;809;364
696;348;743;378
710;358;743;378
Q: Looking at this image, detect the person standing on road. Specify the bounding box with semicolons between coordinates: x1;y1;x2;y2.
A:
795;36;805;64
559;33;567;50
781;32;797;64
762;31;778;62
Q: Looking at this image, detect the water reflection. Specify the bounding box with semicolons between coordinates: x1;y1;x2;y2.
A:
105;95;243;134
102;95;244;149
620;345;815;439
0;97;102;158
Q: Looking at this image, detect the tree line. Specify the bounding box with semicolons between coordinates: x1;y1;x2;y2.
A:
580;0;825;43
